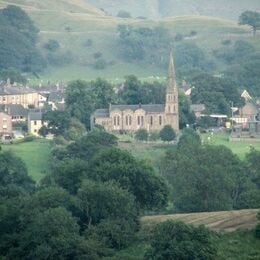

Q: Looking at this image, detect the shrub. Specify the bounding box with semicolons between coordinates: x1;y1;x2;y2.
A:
160;125;176;142
117;10;131;18
93;52;102;59
44;39;60;52
255;223;260;239
135;129;148;141
145;221;217;260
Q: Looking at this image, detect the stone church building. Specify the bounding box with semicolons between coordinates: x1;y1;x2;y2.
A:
92;53;179;133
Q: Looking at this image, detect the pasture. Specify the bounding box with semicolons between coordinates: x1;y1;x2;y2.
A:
2;139;52;182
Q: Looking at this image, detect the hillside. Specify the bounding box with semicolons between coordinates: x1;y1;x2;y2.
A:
142;209;259;232
85;0;260;20
0;0;259;83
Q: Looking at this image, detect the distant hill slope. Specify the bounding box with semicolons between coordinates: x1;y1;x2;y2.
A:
85;0;260;20
0;0;259;83
0;0;105;15
142;209;259;232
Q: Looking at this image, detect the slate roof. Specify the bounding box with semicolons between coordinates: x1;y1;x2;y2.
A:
93;109;109;118
28;111;42;121
0;104;28;117
48;91;65;103
110;104;165;113
0;85;36;95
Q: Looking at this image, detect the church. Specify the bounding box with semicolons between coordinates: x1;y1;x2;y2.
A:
92;52;179;133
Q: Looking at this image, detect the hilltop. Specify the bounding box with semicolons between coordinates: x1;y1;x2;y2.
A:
85;0;260;20
0;0;259;83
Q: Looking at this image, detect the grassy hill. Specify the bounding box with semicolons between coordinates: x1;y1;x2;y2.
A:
1;0;259;83
86;0;260;20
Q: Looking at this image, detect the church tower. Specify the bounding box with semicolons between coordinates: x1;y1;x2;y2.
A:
165;52;179;131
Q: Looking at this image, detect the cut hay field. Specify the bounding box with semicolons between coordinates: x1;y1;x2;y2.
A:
141;209;259;232
2;139;52;182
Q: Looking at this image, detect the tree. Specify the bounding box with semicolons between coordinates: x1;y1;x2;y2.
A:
65;80;95;128
0;151;35;198
145;221;216;260
0;5;46;72
117;10;132;18
9;207;82;260
66;130;118;161
119;75;142;104
0;68;27;84
135;129;148;141
239;11;260;36
78;180;138;226
88;148;169;210
160;125;176;142
64;118;86;141
44;39;60;52
162;144;242;212
43;110;70;136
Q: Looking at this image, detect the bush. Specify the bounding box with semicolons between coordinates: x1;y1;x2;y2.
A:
44;39;60;52
135;129;148;141
145;221;217;260
160;125;176;142
93;52;102;59
117;10;131;18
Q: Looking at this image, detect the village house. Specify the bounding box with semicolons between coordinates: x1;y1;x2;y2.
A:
0;104;28;122
92;53;179;133
47;91;66;110
28;111;44;136
0;111;12;142
0;80;47;108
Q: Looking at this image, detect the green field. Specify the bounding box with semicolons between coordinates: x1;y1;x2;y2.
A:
201;132;260;159
2;139;52;182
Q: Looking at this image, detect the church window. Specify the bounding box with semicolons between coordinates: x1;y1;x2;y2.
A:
126;116;128;126
141;116;144;126
159;116;162;125
174;105;176;112
137;116;140;125
117;116;120;126
114;116;117;126
150;116;153;125
129;116;132;125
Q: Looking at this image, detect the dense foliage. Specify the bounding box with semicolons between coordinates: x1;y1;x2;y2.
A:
145;220;217;260
161;129;260;212
0;5;45;72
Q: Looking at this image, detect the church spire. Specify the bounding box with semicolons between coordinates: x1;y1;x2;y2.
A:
168;51;177;91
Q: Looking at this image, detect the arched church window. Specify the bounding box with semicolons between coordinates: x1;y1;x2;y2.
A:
117;116;120;126
150;116;153;125
141;116;144;126
159;115;162;125
125;116;128;126
113;116;117;126
129;116;132;125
